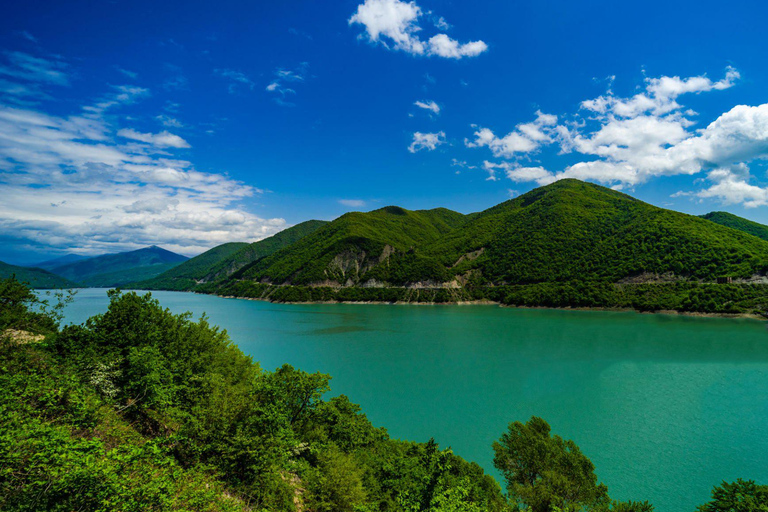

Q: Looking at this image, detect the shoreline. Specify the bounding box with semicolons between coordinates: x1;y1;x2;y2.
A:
211;292;765;320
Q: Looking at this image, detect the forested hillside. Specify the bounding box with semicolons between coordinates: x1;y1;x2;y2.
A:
0;260;78;289
229;181;768;288
701;211;768;241
135;220;328;291
236;207;466;285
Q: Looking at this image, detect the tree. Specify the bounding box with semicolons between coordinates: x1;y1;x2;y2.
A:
697;480;768;512
493;416;609;512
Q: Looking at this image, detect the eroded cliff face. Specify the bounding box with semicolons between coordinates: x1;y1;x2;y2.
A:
307;245;481;289
319;245;397;285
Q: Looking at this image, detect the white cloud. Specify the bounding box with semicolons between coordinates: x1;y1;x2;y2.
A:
696;165;768;207
414;100;440;114
349;0;487;59
117;128;191;148
426;34;487;59
408;131;446;153
339;199;366;208
465;67;768;206
466;110;557;158
483;161;554;184
0;53;286;257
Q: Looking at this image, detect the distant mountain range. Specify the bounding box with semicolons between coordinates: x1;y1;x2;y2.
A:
33;254;89;271
9;179;768;314
2;246;188;288
48;246;188;287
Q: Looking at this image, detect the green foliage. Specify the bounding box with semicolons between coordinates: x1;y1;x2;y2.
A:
0;324;250;512
493;416;609;512
214;280;768;315
702;211;768;241
0;260;78;289
237;207;466;286
697;480;768;512
0;276;72;333
424;180;768;285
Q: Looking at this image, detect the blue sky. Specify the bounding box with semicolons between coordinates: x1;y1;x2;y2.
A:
2;0;768;264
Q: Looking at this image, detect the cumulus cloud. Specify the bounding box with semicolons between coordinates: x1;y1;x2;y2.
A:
0;51;286;257
414;100;440;114
467;67;768;206
426;34;487;59
349;0;487;59
465;110;557;158
408;131;446;153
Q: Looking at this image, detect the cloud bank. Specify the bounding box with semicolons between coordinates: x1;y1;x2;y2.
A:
467;67;768;207
0;51;285;258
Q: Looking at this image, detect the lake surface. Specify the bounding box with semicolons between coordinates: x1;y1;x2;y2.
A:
58;288;768;512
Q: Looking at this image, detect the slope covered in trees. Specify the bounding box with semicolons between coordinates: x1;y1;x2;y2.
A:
415;179;768;285
701;211;768;242
227;180;768;289
135;220;328;291
0;260;78;289
1;277;763;511
236;207;467;285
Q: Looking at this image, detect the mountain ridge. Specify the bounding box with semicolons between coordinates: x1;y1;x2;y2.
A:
51;246;188;287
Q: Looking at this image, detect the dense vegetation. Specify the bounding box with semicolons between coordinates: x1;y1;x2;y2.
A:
1;277;765;510
235;207;466;286
135;220;328;291
701;211;768;242
219;279;768;316
0;260;78;289
221;181;768;288
50;245;188;287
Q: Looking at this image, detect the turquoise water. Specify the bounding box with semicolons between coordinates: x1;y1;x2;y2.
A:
60;289;768;512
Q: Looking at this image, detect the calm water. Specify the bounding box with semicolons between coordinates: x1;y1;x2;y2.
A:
59;289;768;512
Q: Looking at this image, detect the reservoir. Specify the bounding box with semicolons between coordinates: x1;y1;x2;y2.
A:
59;288;768;512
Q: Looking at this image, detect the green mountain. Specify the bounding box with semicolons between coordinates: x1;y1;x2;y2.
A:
232;180;768;288
130;242;248;290
701;211;768;241
51;246;188;287
0;261;78;289
235;207;467;285
135;220;328;290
